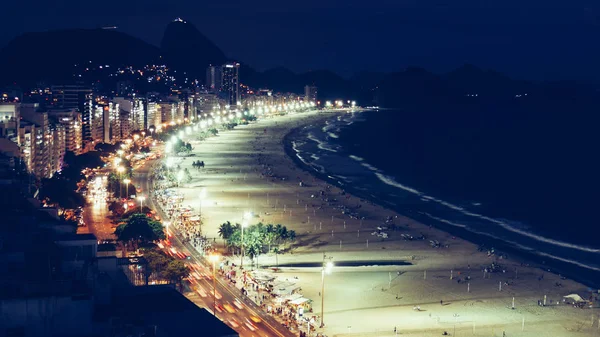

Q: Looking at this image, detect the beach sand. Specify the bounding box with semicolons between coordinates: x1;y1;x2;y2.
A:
171;111;599;337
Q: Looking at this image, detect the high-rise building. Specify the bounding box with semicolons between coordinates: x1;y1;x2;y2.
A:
49;123;66;173
51;84;93;145
206;65;222;93
113;97;144;131
108;102;121;141
157;102;177;125
48;109;82;154
145;101;159;129
221;63;240;106
20;104;52;178
304;85;318;103
0;103;20;146
91;104;112;144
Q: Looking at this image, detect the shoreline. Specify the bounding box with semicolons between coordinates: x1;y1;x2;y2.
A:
282;115;600;289
166;110;598;336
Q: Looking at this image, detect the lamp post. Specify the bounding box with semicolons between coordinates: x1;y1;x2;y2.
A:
138;195;145;213
116;166;125;198
210;254;220;316
320;254;333;328
123;178;131;199
164;221;170;237
241;212;252;268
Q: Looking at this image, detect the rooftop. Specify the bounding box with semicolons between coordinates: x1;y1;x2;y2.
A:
99;285;238;337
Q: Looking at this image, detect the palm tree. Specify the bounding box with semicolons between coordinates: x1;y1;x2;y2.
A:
218;221;235;240
264;224;278;252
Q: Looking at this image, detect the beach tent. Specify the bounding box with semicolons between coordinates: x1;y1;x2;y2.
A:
290;297;310;306
563;294;586;303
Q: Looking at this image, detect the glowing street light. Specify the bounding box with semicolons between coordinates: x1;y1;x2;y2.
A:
320;255;334;328
240;211;252;269
137;195;146;212
209;254;220;315
163;221;171;237
123;178;131;199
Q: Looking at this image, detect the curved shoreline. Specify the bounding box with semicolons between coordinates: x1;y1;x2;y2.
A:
282;113;600;289
153;110;599;336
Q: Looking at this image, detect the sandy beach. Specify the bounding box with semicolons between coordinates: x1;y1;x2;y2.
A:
168;110;599;337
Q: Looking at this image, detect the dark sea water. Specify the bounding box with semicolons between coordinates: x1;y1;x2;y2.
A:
286;107;600;288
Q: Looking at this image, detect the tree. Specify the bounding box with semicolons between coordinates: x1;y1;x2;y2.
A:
40;177;86;210
114;213;165;245
218;221;235;240
121;206;153;220
163;260;189;288
143;248;170;283
108;200;126;218
264;223;278;252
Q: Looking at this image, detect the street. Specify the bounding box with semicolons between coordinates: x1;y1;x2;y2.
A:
134;159;296;337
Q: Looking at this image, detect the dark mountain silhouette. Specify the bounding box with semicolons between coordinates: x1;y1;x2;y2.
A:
244;67;360;101
375;67;451;107
160;19;227;79
244;67;300;93
349;71;386;91
374;65;547;107
442;64;531;98
0;29;160;85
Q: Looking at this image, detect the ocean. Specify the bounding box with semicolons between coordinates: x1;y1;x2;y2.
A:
286;107;600;289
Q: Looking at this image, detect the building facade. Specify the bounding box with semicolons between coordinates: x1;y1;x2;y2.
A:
51;85;93;146
221;63;240;106
48;109;82;155
206;65;222;93
304;85;318;103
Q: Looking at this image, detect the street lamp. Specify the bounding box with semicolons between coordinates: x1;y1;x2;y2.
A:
138;195;146;213
123;178;131;199
209;254;220;316
241;212;252;268
164;221;171;237
320;254;334;328
116;166;125;198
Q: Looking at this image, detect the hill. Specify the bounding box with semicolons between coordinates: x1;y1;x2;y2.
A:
160;19;227;79
0;28;160;85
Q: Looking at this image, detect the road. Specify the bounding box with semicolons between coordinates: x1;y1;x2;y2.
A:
134;159;297;337
80;174;116;241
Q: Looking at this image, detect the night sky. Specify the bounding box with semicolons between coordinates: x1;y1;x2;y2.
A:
1;0;599;79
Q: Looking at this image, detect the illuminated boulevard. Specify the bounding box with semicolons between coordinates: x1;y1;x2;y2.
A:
134;159;295;337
